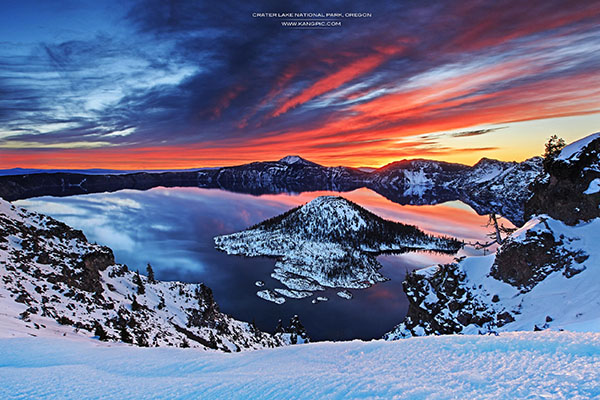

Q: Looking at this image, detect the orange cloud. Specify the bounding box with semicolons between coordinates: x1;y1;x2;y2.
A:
270;46;404;118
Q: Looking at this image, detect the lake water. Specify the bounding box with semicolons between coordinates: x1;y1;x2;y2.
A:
16;187;508;341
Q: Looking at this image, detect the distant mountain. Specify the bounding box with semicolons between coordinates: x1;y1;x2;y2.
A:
0;167;204;176
385;132;600;339
215;196;462;301
0;154;544;226
278;155;320;167
0;198;297;350
369;157;543;225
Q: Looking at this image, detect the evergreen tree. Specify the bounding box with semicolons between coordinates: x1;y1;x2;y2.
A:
274;319;284;334
134;270;145;295
288;314;308;342
249;318;258;334
157;295;166;310
136;332;149;347
544;135;566;159
146;263;156;284
120;326;132;343
131;295;141;311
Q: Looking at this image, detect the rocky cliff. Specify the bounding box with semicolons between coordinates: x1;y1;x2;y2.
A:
385;133;600;339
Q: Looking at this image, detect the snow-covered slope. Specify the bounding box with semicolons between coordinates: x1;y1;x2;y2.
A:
556;132;600;163
386;215;600;338
459;157;543;224
278;155;320;167
215;196;462;301
2;331;599;399
0;198;291;350
387;133;600;339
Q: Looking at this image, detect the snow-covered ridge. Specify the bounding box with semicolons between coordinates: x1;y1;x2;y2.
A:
1;153;543;227
557;132;600;162
386;215;599;339
215;196;462;301
0;198;294;350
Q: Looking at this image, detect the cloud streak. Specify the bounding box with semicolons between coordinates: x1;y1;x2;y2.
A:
0;0;599;168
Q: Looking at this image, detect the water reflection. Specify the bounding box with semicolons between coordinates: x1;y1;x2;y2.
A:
16;187;507;341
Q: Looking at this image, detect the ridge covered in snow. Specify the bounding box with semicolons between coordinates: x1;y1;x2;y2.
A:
215;196;462;302
386;215;599;338
0;198;295;350
277;155;319;166
556;132;600;163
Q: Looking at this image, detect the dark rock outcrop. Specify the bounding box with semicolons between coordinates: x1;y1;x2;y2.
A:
526;134;600;225
490;219;588;291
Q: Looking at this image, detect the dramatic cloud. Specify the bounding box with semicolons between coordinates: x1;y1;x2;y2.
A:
0;0;599;168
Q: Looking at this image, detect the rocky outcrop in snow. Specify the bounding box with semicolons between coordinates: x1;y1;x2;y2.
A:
386;133;600;340
526;132;600;225
385;215;598;338
0;198;290;351
215;196;462;300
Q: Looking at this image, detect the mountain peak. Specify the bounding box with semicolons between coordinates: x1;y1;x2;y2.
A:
278;155;319;166
296;196;367;231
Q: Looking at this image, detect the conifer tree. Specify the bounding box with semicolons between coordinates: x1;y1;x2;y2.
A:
120;326;132;343
146;263;156;284
544;134;566;159
274;319;284;334
134;270;145;295
131;295;141;311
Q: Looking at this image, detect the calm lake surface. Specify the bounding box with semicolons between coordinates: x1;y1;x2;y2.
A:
16;187;507;341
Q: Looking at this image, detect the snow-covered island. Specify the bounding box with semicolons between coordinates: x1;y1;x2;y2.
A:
214;195;462;301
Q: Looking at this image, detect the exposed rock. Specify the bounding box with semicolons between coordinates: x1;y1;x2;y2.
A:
526;133;600;225
491;218;588;291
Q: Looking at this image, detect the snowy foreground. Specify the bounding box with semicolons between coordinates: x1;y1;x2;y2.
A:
2;332;600;399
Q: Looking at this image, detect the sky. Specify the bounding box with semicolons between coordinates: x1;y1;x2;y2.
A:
0;0;599;169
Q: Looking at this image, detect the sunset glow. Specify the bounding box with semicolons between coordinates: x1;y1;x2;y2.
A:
0;1;599;169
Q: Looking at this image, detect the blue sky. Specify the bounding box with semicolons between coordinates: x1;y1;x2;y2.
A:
1;0;599;168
